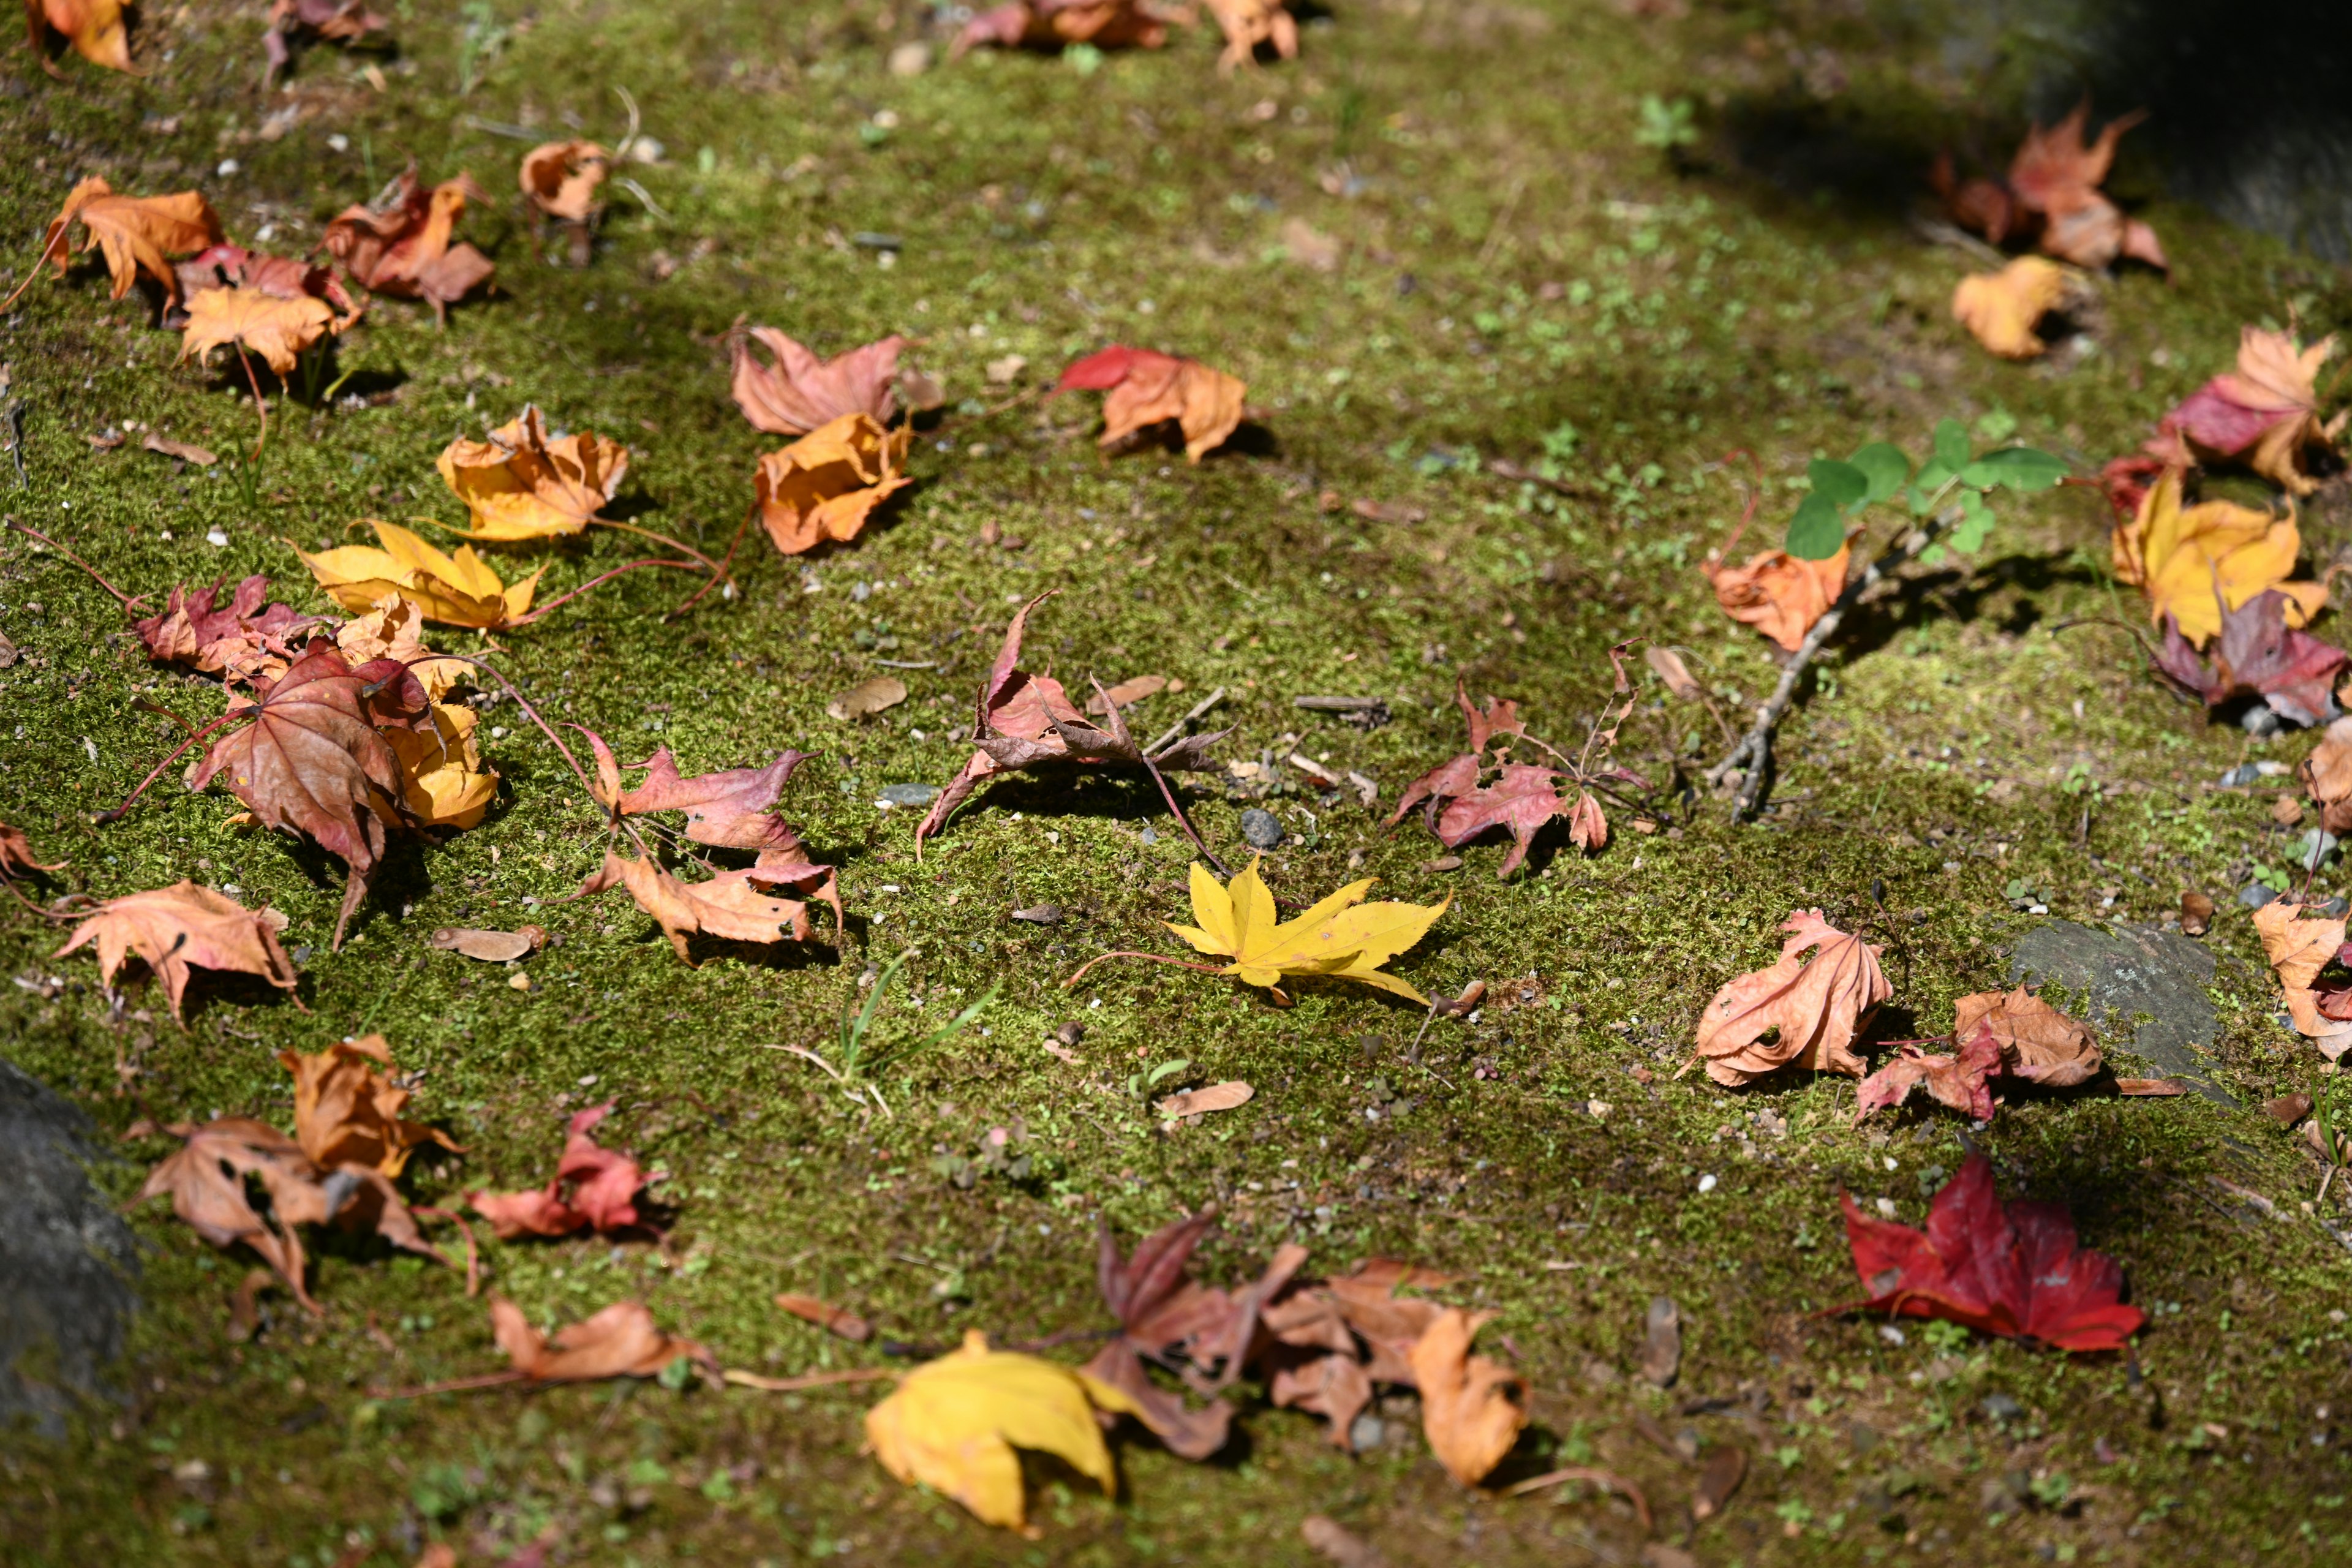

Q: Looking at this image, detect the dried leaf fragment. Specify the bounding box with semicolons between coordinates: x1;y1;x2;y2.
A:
1703;541;1849;653
1299;1516;1385;1568
1057;345;1246;462
1854;1024;2003;1125
1637;1295;1679;1387
1692;910;1890;1084
55;881;297;1020
436;405;629;540
2302;716;2352;835
0;819;62;877
728;322;905;435
1155;1080;1254;1118
828;674;908;722
519;140;609;224
429;925;545;962
1951;987;2101;1085
2252;899;2352;1059
491;1296;713;1382
25;0;131;72
775;1292;873;1342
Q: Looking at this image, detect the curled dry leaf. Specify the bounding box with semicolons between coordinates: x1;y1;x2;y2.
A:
321;168;495;323
1691;910;1890;1085
296;521;540;628
917;592;1228;849
178;287;336;375
775;1292;873;1343
26;178;223;306
728;321;905;435
865;1329;1140;1529
55;882;298;1021
519;140;609;224
574;849;837;965
429;925;545;962
468;1102;649;1239
952;0;1178;57
1388;679;1624;877
133;573;317;687
263;0;387;87
1830;1152;2142;1351
1155;1080;1253;1118
491;1297;714;1382
437;406;630;540
2301;715;2352;835
0;819;63;877
1855;1023;2004;1125
752;412;913;556
1952;256;2073;361
827;674;908;722
1167;857;1448;1004
186;643;406;948
2252;899;2352;1060
1205;0;1298;72
579;727;827;859
2163;326;2346;497
1057;345;1247;462
1085;673;1168;715
1952;986;2101;1085
1644;644;1703;700
2152;587;2347;728
279;1033;461;1176
1702;540;1850;654
385;702;498;829
1259;1257;1457;1450
25;0;132;72
335;593;468;700
175;243;362;330
2110;467;2326;649
1411;1308;1529;1487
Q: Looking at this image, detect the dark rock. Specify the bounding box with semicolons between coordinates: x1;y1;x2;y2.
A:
1239;808;1284;850
2011;922;2235;1104
1981;1391;2024;1423
876;782;938;807
2240;881;2280;910
2218;763;2263;788
1;1060;138;1439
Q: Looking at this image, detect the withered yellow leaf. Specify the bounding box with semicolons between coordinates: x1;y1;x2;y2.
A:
436;405;629;540
1951;257;2070;361
2111;466;2325;647
294;521;540;629
334;593;467;700
178;287;336;375
752;412;911;556
1166;857;1446;1003
864;1329;1139;1529
385;701;498;829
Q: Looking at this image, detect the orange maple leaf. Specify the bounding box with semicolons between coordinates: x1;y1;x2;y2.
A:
752;412;912;555
1056;345;1247;463
9;178;222;310
178;287;337;375
25;0;132;74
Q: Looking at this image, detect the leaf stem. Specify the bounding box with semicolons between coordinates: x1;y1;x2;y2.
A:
507;557;703;625
722;1366;894;1393
1060;950;1228;990
235;346;269;464
4;518;143;608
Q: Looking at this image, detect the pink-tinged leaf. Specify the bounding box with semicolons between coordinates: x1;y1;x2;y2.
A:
1853;1022;2004;1124
1566;790;1607;853
1055;344;1174;393
1386;752;1479;830
469;1102;649;1240
1435;763;1571;878
2152;592;2348;726
1829;1153;2142;1352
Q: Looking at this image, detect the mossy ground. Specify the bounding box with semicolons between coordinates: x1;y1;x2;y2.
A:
4;2;2351;1564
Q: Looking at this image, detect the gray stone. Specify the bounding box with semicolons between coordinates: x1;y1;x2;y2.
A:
1348;1412;1385;1450
876;782;938;807
1980;1392;2024;1424
2010;921;2234;1104
1240;808;1284;850
2241;882;2280;910
1;1059;138;1439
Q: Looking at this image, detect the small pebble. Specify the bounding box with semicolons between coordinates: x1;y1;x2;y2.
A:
876;782;937;807
2218;763;2262;788
1981;1392;2024;1422
1348;1413;1385;1450
2239;881;2280;910
1240;807;1284;849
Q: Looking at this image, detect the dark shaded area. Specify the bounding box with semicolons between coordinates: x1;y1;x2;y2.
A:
0;1058;138;1440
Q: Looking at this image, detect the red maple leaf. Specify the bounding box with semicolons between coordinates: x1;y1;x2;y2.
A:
1829;1153;2143;1352
2152;590;2347;727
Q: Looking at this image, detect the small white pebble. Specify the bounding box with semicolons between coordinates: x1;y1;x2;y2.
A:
1697;1173;1718;1193
205;527;228;547
489;726;507;739
1879;1324;1907;1346
1883;1156;1899;1171
1875;1197;1898;1218
1586;1099;1611;1118
217;159;240;176
578;1074;597;1087
327;134;350;153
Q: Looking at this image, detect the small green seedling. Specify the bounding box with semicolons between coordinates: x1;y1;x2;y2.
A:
763;948;998;1116
1635;95;1698;154
1784;418;2067;564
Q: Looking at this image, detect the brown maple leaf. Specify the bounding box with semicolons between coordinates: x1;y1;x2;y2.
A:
436;405;630;540
1703;540;1851;653
186;641;408;948
2252;899;2352;1060
573;849;838;965
55;882;300;1021
137;1117;450;1311
175;242;361;327
1690;909;1890;1085
11;178;223;310
1410;1307;1529;1487
728;320;906;435
178;287;337;376
1951;987;2101;1085
132;574;318;686
1855;1023;2005;1125
1056;345;1247;463
320;168;495;324
1259;1258;1459;1452
0;819;64;879
279;1033;462;1177
915;592;1229;850
520;139;609;224
952;0;1180;57
490;1297;715;1383
581;727;820;856
24;0;130;74
2302;715;2352;835
469;1102;649;1239
263;0;386;88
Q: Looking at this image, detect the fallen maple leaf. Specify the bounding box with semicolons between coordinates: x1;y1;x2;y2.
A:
2006;103;2166;271
1259;1257;1457;1450
752;412;912;555
1057;345;1246;463
573;848;838;965
386;701;499;828
296;521;541;628
55;881;298;1020
279;1033;461;1175
437;406;629;540
915;592;1227;851
1855;1023;2004;1124
1691;910;1890;1085
1204;0;1297;72
186;642;407;946
2301;716;2352;835
1079;1212;1242;1460
24;0;130;72
728;322;906;435
2110;467;2327;647
138;1117;451;1312
1951;256;2073;361
1829;1152;2143;1351
580;727;826;858
2252;899;2352;1060
952;0;1178;57
1162;857;1447;1003
334;592;467;699
1702;540;1850;653
133;573;318;686
178;286;336;377
263;0;387;88
14;178;223;309
2161;326;2346;497
1952;986;2101;1085
519;140;608;224
469;1102;649;1239
491;1297;714;1382
0;819;63;878
320;168;495;324
1388;676;1640;876
174;242;361;329
1409;1307;1529;1487
865;1329;1140;1529
2152;588;2346;728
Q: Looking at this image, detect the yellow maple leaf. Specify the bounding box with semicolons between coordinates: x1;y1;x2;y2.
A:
1951;256;2070;361
2111;466;2326;647
864;1330;1139;1530
293;521;540;629
1163;857;1447;1003
385;702;498;829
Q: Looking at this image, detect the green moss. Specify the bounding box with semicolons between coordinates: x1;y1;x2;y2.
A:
4;2;2351;1563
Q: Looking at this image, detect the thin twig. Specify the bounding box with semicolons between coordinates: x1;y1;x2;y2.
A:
1060;950;1228;990
235;347;270;463
722;1366;894;1393
5;517;141;608
662;505;751;622
508;557;703;625
1089;674;1231;876
365;1370;529;1399
1145;685;1227;757
1502;1466;1653;1531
